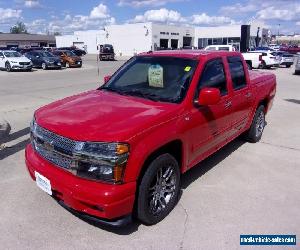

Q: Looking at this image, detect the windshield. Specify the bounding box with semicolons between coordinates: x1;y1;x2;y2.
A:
4;51;22;57
39;51;55;57
64;51;76;56
100;56;198;103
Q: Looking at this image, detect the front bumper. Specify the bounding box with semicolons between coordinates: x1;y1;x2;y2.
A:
25;144;136;226
11;64;32;70
70;61;82;67
46;62;62;68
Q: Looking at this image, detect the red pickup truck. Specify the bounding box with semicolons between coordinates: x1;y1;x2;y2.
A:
25;50;276;226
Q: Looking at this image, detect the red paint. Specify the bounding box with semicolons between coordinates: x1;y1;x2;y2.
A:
25;50;276;222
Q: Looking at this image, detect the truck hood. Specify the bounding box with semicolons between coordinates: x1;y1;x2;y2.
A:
35;90;182;142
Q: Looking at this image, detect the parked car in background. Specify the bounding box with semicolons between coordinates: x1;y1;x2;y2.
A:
0;50;32;72
249;51;280;69
253;46;274;52
268;44;280;51
295;54;300;74
26;50;276;226
280;45;300;54
25;51;62;70
271;52;294;68
99;44;115;60
204;45;236;51
52;50;82;68
57;47;86;56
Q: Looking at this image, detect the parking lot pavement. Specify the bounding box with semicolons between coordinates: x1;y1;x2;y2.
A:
0;58;299;250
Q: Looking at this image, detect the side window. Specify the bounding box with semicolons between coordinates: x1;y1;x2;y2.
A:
198;59;227;95
227;56;247;90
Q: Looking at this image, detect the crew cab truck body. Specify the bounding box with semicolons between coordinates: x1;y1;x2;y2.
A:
25;51;276;226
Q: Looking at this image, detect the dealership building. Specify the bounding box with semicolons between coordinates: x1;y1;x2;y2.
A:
0;33;56;49
56;22;266;56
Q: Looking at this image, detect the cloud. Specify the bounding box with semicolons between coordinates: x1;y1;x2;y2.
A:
132;8;185;23
257;5;300;21
25;3;115;34
118;0;184;8
89;3;110;19
131;8;234;26
220;3;257;14
24;0;41;8
191;13;235;25
0;8;22;24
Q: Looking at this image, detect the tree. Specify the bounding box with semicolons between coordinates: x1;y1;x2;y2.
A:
53;31;61;36
10;22;28;34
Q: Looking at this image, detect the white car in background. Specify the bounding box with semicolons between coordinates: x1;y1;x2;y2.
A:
0;50;32;72
204;45;236;51
248;51;280;69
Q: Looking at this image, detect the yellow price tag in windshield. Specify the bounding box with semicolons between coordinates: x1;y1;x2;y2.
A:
184;66;191;72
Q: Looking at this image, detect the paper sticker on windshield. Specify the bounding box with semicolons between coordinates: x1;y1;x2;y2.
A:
184;66;191;72
148;64;164;88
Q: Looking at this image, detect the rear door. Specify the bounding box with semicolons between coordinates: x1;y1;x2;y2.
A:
226;56;254;134
188;58;233;166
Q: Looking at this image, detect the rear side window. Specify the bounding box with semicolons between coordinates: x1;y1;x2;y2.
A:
227;56;246;90
198;58;227;95
219;47;230;51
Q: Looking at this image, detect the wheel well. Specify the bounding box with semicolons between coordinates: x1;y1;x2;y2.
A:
137;140;183;183
258;98;269;112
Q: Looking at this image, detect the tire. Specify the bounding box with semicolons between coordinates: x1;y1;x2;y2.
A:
259;61;266;69
295;70;300;75
42;62;47;70
286;65;291;68
244;105;266;143
5;62;11;72
65;62;70;68
137;153;180;225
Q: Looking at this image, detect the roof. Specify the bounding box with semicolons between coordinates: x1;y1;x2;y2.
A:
138;50;241;59
0;33;55;42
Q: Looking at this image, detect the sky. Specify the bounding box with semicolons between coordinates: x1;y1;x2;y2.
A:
0;0;300;35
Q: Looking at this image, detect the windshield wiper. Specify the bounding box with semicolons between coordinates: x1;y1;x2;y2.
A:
121;89;161;102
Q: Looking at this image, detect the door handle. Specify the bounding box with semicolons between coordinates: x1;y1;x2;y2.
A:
245;92;252;98
224;101;232;109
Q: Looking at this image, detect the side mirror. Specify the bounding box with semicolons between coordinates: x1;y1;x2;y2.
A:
197;87;221;106
104;75;111;83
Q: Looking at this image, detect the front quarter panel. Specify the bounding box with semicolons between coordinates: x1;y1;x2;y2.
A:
123;110;188;182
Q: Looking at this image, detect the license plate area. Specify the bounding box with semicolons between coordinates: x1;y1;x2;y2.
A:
35;171;52;195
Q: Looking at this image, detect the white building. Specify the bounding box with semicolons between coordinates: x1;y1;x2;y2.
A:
56;22;266;56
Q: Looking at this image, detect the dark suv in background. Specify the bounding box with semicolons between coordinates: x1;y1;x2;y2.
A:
25;51;62;70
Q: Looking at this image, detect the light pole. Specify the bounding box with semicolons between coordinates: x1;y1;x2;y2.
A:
278;24;280;36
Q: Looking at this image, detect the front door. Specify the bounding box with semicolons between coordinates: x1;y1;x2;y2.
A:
187;58;233;168
226;56;254;133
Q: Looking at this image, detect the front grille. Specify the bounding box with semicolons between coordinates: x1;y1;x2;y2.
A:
31;124;77;170
20;62;30;65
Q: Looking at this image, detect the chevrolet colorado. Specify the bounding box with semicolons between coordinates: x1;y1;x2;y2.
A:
25;50;276;226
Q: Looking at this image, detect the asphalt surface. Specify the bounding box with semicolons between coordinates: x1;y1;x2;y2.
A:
0;55;299;250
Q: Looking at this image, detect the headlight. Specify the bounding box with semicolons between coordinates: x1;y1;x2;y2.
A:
74;142;129;183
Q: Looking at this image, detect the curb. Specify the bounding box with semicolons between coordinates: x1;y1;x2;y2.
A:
0;118;10;140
